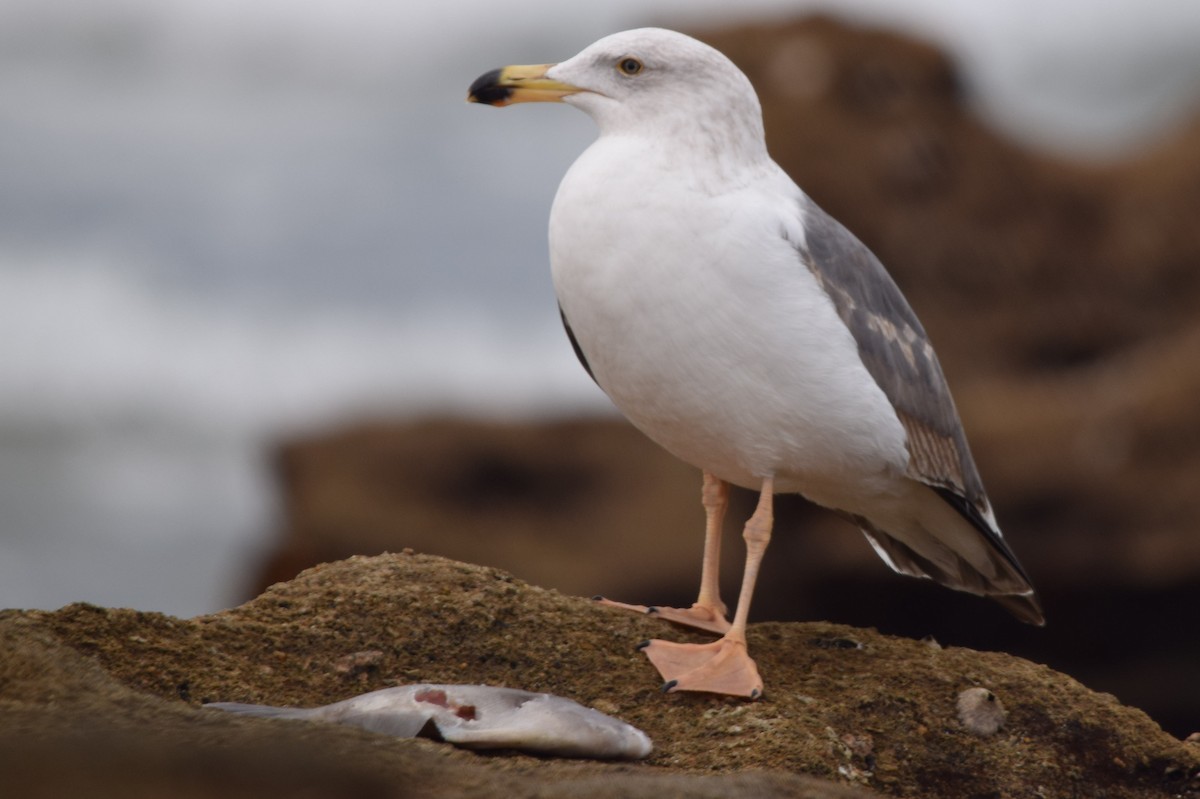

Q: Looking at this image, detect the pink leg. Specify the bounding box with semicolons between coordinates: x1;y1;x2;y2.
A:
594;472;731;634
639;477;774;698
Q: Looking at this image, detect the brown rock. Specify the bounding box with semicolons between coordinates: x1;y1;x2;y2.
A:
262;417;699;600
3;553;1198;797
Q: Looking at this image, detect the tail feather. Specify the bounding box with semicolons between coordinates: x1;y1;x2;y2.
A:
846;482;1044;626
857;519;1044;625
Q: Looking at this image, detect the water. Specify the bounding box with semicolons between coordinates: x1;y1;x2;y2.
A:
2;0;1198;615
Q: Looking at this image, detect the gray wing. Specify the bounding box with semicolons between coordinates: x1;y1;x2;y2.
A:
791;197;1039;609
793;198;986;506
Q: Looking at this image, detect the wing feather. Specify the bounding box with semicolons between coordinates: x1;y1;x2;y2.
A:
792;199;985;504
791;197;1040;618
559;305;597;384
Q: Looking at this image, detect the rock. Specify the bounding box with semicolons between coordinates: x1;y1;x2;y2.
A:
2;553;1198;797
260;416;699;601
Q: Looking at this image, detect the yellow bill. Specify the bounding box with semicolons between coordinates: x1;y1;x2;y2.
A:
467;64;581;107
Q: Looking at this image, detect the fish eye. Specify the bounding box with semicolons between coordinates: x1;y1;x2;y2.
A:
617;57;643;76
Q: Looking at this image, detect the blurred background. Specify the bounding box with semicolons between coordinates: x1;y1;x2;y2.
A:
2;0;1198;735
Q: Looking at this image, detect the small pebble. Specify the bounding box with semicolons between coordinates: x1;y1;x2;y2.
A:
956;687;1007;736
334;650;385;678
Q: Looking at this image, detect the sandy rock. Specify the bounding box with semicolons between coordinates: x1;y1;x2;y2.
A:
2;553;1197;798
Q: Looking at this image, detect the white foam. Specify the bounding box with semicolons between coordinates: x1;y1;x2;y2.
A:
0;254;606;434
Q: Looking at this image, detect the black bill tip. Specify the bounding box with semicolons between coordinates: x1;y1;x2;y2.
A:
468;68;511;105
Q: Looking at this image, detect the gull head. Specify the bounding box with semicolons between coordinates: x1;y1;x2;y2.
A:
468;28;766;152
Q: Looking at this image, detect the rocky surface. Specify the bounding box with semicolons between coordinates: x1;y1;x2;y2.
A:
3;553;1197;798
257;15;1200;738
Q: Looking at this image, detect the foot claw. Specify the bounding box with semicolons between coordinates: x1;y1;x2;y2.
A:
661;680;679;693
635;604;731;634
593;598;729;634
636;640;651;651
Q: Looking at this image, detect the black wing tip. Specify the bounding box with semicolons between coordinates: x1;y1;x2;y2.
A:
992;591;1046;626
853;510;1045;626
929;485;1038;588
922;493;1047;626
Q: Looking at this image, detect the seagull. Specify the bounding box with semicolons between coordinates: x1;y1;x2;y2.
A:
468;28;1042;699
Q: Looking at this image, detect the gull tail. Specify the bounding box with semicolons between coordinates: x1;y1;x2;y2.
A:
850;483;1044;625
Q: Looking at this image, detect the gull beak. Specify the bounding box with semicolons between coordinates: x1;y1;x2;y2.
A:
467;64;581;107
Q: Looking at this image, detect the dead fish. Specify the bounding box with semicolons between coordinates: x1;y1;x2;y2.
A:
205;683;652;760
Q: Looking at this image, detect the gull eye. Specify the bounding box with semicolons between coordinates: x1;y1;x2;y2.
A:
617;57;643;76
